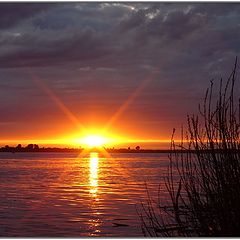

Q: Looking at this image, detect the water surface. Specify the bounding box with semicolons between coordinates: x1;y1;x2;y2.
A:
0;152;169;237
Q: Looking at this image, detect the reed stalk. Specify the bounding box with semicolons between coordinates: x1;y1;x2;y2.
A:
140;58;240;237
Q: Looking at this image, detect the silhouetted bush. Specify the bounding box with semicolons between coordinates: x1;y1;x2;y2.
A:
139;59;240;237
16;144;22;149
34;144;39;150
26;144;34;150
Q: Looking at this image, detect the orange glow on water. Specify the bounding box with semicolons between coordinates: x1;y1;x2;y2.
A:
89;152;99;195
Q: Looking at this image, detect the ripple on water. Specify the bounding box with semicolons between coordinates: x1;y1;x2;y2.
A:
0;152;170;237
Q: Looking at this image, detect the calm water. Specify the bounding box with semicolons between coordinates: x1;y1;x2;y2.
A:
0;152;170;237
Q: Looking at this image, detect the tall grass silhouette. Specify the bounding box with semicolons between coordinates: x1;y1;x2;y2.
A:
139;58;240;237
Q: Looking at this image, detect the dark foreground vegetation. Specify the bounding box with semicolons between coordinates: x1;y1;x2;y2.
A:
139;59;240;237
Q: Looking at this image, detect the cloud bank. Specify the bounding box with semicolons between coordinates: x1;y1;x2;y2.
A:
0;3;240;142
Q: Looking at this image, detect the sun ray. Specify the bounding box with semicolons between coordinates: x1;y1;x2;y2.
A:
102;72;158;132
27;68;86;132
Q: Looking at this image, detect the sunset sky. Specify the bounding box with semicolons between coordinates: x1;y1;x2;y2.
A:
0;2;240;147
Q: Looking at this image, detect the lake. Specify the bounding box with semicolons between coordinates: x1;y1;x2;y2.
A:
0;152;170;237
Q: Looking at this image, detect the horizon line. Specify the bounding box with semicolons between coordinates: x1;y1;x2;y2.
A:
0;138;182;146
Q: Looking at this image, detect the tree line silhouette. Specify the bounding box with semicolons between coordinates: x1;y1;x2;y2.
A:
0;144;145;153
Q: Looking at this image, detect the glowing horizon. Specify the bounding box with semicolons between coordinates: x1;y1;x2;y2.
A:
0;3;238;151
0;136;176;148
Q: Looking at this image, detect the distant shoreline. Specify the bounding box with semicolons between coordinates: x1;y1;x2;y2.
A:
0;148;174;153
0;147;238;154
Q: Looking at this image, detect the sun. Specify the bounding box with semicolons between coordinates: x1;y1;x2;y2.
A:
81;135;106;148
69;131;123;148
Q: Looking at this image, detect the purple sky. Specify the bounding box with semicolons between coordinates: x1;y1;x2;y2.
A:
0;2;240;146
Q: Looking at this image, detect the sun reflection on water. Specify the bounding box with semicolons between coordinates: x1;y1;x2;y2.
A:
89;152;99;196
88;152;102;236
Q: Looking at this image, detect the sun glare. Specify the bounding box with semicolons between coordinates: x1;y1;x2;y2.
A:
82;135;106;148
69;131;124;148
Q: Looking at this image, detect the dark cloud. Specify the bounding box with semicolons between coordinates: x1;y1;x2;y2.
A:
0;28;111;68
0;3;55;29
1;3;239;72
0;3;240;140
